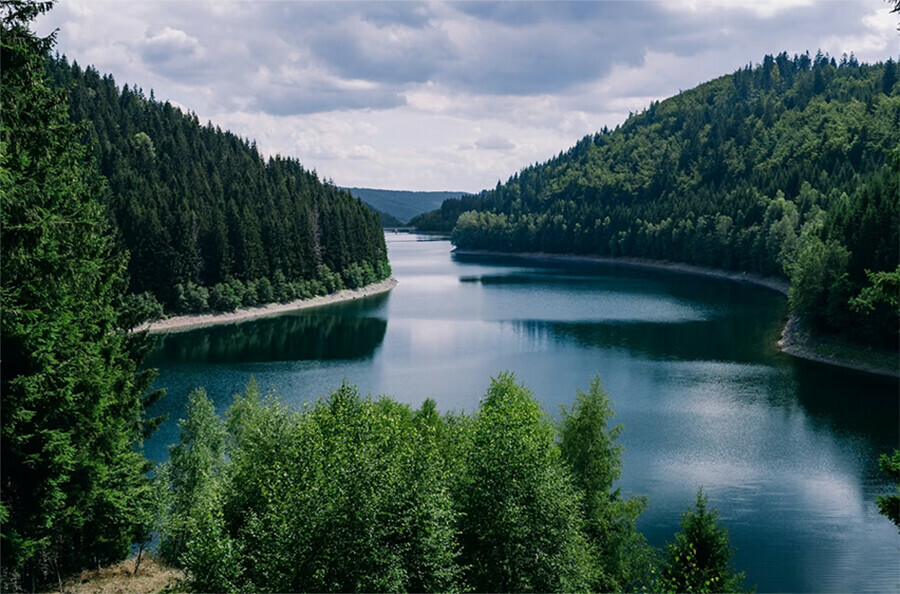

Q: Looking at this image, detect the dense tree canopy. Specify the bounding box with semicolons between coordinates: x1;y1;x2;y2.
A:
153;374;747;593
45;56;390;314
413;53;900;347
1;2;158;588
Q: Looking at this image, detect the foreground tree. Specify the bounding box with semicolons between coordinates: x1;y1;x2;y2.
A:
458;373;593;592
658;489;748;593
169;382;463;593
1;1;156;588
876;449;900;529
559;376;652;591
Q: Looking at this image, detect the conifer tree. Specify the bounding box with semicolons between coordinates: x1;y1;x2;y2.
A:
1;1;156;588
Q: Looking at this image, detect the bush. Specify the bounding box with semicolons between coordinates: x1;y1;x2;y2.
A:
242;280;259;307
209;283;240;312
376;259;392;280
227;278;246;306
176;282;210;314
256;277;274;304
122;291;165;327
272;270;290;303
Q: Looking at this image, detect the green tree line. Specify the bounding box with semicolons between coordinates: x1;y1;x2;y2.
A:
156;374;748;594
44;55;390;314
412;52;900;347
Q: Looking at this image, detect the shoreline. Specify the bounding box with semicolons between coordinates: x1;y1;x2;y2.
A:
452;249;790;295
778;314;899;378
453;249;898;378
140;277;398;334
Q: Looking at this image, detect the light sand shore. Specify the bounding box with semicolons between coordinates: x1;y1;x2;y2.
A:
140;277;398;334
453;249;898;378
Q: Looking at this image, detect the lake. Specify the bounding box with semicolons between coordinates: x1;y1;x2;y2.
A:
146;233;899;593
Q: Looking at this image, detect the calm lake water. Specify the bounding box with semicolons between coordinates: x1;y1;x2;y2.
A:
146;234;899;593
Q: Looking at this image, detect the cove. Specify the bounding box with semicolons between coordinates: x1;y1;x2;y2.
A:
146;233;899;593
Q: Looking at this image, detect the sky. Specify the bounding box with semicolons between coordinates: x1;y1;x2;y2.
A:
37;0;897;193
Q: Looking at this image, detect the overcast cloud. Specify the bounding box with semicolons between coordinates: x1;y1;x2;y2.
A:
37;0;897;192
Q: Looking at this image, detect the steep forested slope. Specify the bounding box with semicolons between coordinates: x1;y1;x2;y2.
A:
46;57;390;313
415;53;900;346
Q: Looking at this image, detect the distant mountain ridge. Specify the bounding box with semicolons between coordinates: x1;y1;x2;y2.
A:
344;187;470;224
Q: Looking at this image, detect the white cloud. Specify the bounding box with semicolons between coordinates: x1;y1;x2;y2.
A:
819;6;898;61
663;0;816;19
35;0;898;192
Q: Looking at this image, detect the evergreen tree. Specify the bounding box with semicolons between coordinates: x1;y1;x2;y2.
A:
418;53;899;347
658;489;748;593
44;56;391;313
1;1;157;588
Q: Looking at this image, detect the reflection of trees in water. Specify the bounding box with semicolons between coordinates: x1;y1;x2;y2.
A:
517;317;899;452
513;315;781;364
148;313;387;364
790;359;899;450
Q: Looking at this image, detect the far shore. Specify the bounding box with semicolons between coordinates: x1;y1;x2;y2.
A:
452;249;790;295
140;277;398;334
453;249;898;379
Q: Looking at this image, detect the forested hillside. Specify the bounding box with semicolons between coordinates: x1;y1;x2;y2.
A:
46;57;390;314
414;53;900;347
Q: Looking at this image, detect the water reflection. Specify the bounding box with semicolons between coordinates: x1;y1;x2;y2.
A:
147;309;388;364
512;316;783;364
791;358;899;450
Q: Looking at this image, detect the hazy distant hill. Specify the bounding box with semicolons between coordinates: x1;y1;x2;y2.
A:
344;188;469;224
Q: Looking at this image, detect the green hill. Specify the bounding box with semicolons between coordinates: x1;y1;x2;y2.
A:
414;52;900;348
47;57;390;313
344;187;469;224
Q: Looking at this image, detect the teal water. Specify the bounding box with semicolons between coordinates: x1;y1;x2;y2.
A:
146;234;899;593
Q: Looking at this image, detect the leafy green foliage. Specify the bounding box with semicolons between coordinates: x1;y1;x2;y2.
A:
156;374;739;593
168;381;462;592
420;53;899;347
1;2;157;588
459;372;593;592
850;266;900;312
876;449;900;530
157;389;227;565
559;376;652;591
658;489;749;593
45;55;391;313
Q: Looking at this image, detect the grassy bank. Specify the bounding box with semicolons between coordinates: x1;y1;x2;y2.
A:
51;556;184;594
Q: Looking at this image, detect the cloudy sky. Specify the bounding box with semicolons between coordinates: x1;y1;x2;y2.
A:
37;1;896;192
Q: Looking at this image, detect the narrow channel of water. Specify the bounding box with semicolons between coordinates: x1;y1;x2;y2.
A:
147;234;899;593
